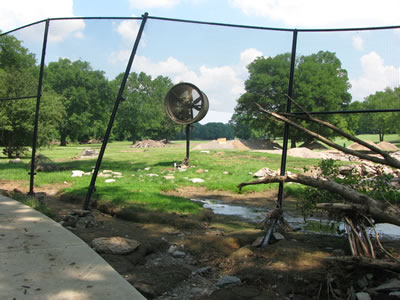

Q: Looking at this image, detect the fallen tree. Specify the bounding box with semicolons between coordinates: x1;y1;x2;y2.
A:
238;96;400;259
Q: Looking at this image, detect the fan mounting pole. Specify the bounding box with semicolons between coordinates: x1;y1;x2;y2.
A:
185;124;190;165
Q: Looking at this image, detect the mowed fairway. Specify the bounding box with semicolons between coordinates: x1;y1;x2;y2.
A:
0;141;322;215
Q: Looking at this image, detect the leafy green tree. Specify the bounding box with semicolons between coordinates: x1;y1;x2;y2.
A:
0;33;60;157
45;58;113;145
232;51;352;146
361;87;400;141
113;72;179;142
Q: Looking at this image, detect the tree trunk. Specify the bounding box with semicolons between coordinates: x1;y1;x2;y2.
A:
290;138;296;148
60;133;67;147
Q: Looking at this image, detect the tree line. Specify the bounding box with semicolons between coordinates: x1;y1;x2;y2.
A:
1;33;399;157
230;51;400;145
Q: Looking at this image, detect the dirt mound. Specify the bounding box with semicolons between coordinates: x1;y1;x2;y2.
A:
238;139;282;150
299;141;328;150
33;153;60;172
287;147;325;159
347;140;376;151
193;139;281;151
131;140;166;148
377;141;399;151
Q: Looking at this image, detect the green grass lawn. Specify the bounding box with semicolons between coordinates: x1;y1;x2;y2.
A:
0;141;322;215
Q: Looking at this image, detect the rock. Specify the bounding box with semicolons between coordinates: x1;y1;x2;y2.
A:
98;173;112;177
72;170;85;177
358;276;369;289
193;267;211;276
196;169;205;173
164;175;175;180
253;167;277;178
223;171;229;175
103;170;113;173
356;292;371;300
200;150;210;154
144;167;151;171
81;149;98;157
112;171;122;176
389;291;400;297
105;179;115;183
146;173;159;177
252;236;264;247
273;232;285;240
374;278;400;292
92;237;140;254
9;158;22;164
190;178;204;183
172;250;186;258
70;209;91;217
216;275;241;288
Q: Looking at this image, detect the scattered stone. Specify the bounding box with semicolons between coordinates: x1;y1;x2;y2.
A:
105;179;116;183
190;178;204;183
34;153;59;172
80;149;99;157
83;172;92;176
253;167;277;178
223;171;229;175
62;210;95;228
200;150;210;153
164;175;175;180
172;250;186;258
103;170;113;173
112;171;122;176
92;237;140;254
98;173;112;177
196;169;205;173
9;158;22;164
216;275;241;288
144;167;151;171
355;292;371;300
192;267;211;276
273;232;285;241
70;209;91;217
252;236;264;247
146;174;159;177
358;276;369;289
374;278;400;292
72;170;85;177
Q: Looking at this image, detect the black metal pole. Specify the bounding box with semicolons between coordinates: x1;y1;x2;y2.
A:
185;125;190;162
83;13;149;210
277;30;298;208
29;19;50;195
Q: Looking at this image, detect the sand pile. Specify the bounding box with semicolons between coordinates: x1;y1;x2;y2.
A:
377;141;399;151
193;139;281;151
347;140;376;151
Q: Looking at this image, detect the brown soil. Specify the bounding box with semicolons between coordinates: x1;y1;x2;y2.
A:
1;182;399;300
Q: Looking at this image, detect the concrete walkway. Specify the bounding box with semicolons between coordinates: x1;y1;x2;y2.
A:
0;195;146;300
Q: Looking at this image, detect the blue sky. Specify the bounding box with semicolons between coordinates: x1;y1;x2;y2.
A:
1;0;400;124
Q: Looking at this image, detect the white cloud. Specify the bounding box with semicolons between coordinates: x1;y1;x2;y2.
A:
129;0;180;9
0;0;84;42
116;18;141;45
352;36;364;51
230;0;400;28
240;48;263;69
350;51;400;100
109;48;264;118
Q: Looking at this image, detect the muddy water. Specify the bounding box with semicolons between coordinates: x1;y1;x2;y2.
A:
191;198;400;240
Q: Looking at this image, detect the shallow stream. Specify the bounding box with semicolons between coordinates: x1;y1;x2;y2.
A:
192;198;400;240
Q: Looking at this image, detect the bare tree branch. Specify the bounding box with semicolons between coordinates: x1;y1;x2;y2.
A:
255;102;400;169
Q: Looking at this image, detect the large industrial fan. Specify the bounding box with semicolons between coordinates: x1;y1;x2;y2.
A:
165;82;209;165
